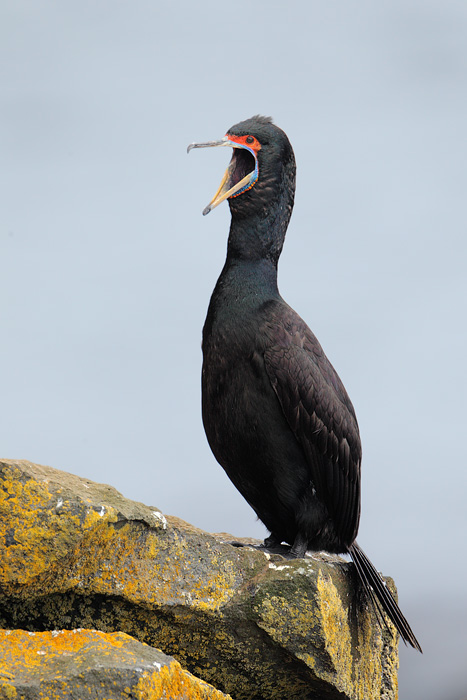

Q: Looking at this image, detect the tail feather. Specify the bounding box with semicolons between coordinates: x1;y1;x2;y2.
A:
349;542;422;652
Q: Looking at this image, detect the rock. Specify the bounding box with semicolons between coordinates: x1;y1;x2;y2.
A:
0;629;231;699
0;459;399;700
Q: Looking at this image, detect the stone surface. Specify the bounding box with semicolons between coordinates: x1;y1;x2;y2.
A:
0;459;399;700
0;629;231;699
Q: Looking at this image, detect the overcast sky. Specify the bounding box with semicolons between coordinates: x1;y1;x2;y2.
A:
2;2;466;698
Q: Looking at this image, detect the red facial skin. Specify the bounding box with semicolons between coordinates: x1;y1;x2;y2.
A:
226;134;262;153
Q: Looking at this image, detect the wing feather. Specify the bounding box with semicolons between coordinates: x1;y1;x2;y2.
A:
264;333;361;546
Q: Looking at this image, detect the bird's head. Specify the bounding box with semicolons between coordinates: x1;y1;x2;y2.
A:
188;115;296;220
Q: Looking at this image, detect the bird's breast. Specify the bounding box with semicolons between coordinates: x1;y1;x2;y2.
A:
201;316;276;462
201;311;314;536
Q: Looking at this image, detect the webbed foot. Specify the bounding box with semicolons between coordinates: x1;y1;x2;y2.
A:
229;533;303;558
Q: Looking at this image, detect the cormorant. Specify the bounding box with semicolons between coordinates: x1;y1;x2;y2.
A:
187;115;421;651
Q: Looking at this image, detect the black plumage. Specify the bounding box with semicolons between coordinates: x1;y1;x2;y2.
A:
188;115;421;651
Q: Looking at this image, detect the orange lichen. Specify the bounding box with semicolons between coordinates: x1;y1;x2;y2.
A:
133;664;232;699
0;462;238;611
0;630;231;699
0;630;128;681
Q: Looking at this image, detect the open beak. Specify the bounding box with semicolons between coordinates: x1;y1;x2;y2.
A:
187;136;259;215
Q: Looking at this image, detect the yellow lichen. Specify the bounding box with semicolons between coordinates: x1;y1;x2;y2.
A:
0;630;231;700
0;630;130;681
316;569;353;695
0;465;79;585
256;592;318;648
133;663;231;699
254;567;398;700
189;556;237;611
353;606;399;700
0;462;238;611
0;684;17;699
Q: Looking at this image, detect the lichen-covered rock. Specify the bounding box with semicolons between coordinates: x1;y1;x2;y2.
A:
0;629;231;699
0;459;399;700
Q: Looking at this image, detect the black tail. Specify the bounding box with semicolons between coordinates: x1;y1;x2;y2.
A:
349;542;422;652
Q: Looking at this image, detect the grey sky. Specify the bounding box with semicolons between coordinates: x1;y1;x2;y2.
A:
2;2;466;698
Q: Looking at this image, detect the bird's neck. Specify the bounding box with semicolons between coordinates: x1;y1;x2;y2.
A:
208;203;290;313
203;254;279;357
205;194;293;326
226;190;292;266
215;255;280;305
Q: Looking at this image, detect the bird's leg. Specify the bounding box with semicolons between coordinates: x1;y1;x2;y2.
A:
289;532;308;558
259;533;296;555
261;533;282;549
228;531;308;558
261;531;308;559
229;533;292;556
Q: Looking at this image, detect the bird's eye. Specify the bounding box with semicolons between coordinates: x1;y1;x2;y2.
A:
229;134;261;151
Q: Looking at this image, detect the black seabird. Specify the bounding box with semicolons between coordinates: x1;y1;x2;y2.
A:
188;116;421;651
